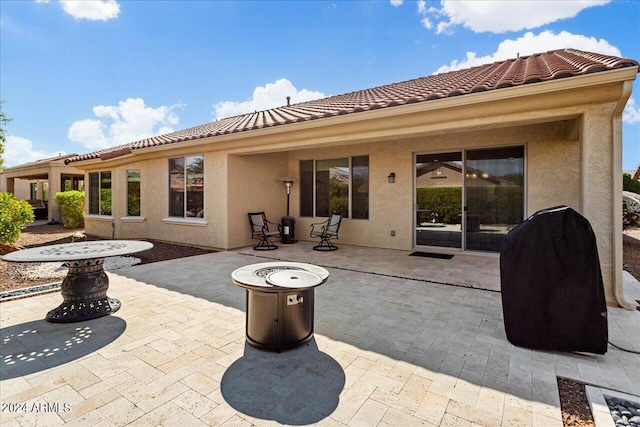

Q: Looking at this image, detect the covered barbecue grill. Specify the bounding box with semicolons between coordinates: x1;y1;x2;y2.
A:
500;205;608;354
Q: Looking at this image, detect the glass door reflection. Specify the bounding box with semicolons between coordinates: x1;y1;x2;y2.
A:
465;147;524;252
415;152;463;249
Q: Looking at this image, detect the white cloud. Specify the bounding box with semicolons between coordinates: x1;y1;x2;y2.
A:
389;0;403;7
624;98;640;124
212;78;325;120
416;0;609;34
4;136;66;168
435;30;621;73
38;0;120;21
68;98;184;150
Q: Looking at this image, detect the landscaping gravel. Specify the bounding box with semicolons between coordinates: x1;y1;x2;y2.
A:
605;395;640;427
9;256;142;280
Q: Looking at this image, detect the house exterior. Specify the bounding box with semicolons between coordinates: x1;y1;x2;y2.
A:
0;154;85;222
64;49;638;308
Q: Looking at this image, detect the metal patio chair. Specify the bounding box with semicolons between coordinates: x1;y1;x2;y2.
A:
310;213;342;251
248;212;282;250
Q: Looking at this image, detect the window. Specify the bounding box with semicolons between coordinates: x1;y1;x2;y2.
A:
169;155;204;218
62;175;84;191
300;155;369;219
88;171;112;215
127;170;141;216
30;183;38;199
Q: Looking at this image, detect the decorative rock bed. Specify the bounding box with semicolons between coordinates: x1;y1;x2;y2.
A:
606;395;640;426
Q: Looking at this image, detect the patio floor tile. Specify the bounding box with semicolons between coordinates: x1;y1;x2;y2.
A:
1;245;638;426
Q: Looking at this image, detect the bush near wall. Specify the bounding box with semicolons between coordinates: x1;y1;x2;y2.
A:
466;186;524;225
416;186;523;225
329;181;349;216
0;192;35;245
623;173;640;194
623;191;640;229
54;190;85;229
416;187;462;224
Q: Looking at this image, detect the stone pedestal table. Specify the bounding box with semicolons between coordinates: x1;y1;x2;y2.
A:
2;240;153;323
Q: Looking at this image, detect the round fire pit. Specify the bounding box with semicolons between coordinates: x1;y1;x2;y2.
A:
231;262;329;352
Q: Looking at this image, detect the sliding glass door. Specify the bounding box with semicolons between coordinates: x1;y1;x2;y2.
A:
415;146;525;253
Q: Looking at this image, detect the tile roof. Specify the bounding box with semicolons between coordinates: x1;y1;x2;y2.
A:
66;49;638;164
3;153;80;171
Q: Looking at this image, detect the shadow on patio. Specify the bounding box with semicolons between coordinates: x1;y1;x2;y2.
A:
1;317;126;380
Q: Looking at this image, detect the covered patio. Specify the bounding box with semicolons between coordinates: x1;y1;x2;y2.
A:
0;154;84;224
1;245;638;426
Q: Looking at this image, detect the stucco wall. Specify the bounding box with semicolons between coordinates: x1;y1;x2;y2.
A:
289;121;578;251
84;151;229;249
227;152;289;249
3;178;31;199
77;81;629;306
79;119;591;262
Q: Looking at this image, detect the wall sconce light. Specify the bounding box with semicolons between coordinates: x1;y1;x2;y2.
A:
388;172;396;184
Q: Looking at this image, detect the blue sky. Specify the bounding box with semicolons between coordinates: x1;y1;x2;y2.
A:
1;0;639;170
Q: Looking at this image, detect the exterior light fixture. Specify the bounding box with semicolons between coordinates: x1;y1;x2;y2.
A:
388;172;396;184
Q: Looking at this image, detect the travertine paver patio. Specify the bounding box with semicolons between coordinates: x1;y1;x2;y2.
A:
1;244;638;426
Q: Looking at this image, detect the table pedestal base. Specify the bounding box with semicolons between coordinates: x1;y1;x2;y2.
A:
46;258;120;323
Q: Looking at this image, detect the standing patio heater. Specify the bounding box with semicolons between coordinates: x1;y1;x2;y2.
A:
279;176;298;244
500;205;608;354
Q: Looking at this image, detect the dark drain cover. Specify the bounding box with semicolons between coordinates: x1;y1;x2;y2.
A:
409;252;454;259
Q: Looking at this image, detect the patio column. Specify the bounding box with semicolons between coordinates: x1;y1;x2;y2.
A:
48;169;63;223
4;177;15;194
580;105;629;308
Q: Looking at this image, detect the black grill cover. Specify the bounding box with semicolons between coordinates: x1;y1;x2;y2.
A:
500;206;608;354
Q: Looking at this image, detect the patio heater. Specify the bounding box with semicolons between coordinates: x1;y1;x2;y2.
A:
278;176;298;244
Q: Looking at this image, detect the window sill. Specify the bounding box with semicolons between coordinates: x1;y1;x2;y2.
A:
121;216;146;223
85;214;114;221
162;217;208;226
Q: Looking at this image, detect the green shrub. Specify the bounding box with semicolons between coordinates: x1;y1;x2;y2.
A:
416;187;462;224
416;186;524;225
623;193;640;228
54;190;85;229
623;173;640;194
0;192;35;244
328;181;349;216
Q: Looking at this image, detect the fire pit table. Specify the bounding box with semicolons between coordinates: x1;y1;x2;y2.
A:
231;261;329;352
2;240;153;323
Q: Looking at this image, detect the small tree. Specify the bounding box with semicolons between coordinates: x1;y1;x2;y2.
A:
0;192;34;244
0;100;11;171
54;190;85;229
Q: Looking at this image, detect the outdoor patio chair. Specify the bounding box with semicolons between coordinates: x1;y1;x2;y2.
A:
248;212;282;250
310;213;342;251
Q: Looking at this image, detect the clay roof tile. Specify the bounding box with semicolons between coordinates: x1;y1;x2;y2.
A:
65;49;638;164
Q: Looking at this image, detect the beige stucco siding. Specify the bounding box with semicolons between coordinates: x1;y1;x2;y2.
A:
74;71;635;306
526;122;581;214
289;121;579;251
227;152;288;249
85;152;224;249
